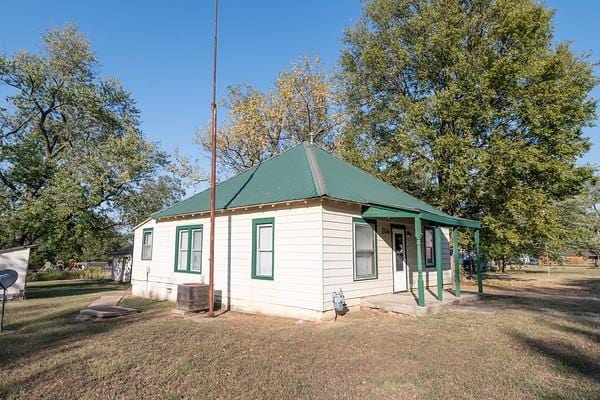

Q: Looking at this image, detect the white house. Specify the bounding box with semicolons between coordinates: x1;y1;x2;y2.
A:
132;143;481;320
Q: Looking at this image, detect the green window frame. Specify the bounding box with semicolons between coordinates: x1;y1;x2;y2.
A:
424;227;435;267
251;217;274;280
174;225;203;274
352;217;378;281
141;228;153;260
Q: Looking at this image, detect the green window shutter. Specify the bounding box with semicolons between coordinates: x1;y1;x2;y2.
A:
174;224;203;274
251;217;274;280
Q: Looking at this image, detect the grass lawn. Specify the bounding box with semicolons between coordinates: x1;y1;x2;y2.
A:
1;269;599;400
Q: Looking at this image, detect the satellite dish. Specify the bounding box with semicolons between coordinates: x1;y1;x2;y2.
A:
0;269;18;290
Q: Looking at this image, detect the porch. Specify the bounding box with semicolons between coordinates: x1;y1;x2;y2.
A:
361;290;480;316
363;204;483;307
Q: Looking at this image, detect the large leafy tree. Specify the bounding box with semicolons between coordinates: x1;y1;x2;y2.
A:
339;0;597;265
202;56;341;175
559;175;600;266
0;26;183;263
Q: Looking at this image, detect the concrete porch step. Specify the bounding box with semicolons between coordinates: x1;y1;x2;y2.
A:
361;290;480;316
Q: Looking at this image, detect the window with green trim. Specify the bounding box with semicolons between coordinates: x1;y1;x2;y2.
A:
424;227;435;267
141;228;153;260
353;218;378;280
252;218;274;280
174;225;203;273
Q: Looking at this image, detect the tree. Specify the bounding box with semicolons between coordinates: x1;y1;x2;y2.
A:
559;175;600;266
201;56;341;175
339;0;597;266
0;26;183;263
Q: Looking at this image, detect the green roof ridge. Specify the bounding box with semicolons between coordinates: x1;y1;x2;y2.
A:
308;144;451;217
304;142;327;196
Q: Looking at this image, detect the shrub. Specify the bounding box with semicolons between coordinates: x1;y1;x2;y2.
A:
27;267;107;282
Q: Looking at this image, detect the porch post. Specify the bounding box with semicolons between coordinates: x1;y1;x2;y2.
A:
453;228;461;297
475;229;483;294
415;215;425;307
434;225;443;300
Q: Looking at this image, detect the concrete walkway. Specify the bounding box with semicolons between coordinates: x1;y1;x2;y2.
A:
361;289;479;316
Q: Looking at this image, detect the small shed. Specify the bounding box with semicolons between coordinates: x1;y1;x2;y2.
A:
562;249;600;267
111;245;133;283
0;246;33;299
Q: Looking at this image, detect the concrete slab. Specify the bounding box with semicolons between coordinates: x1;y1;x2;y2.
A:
88;294;126;308
80;305;139;318
78;291;137;320
361;289;480;316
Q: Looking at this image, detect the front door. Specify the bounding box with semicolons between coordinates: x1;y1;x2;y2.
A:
392;228;408;292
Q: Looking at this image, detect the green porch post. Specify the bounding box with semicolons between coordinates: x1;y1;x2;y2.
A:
453;228;461;297
435;225;443;300
475;229;483;294
415;215;425;307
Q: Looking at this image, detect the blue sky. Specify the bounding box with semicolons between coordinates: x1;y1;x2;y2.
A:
1;0;598;176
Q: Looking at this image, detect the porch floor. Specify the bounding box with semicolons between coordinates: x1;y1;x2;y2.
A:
360;289;480;316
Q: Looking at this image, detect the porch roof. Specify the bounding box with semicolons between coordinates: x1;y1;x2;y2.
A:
362;204;481;229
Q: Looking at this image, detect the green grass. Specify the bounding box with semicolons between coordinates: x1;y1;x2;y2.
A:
1;271;599;400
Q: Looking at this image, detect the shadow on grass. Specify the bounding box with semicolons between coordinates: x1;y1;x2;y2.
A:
0;357;93;399
0;298;166;364
566;277;600;293
26;279;129;299
0;280;166;366
481;291;600;317
483;273;536;281
511;331;600;382
483;276;600;298
542;320;600;344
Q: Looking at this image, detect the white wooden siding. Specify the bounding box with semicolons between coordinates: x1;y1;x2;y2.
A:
132;198;453;319
132;203;324;318
322;202;393;310
321;200;452;311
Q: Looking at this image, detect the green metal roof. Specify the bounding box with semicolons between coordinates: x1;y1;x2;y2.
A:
362;205;481;229
153;142;480;227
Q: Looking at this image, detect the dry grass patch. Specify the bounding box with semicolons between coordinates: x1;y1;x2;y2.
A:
1;272;599;399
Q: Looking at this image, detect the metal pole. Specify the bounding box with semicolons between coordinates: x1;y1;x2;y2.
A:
545;243;550;276
475;229;483;294
453;228;461;297
434;225;443;300
208;0;219;317
415;216;425;307
1;288;5;332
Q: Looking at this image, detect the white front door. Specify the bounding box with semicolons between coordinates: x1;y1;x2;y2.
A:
392;228;408;292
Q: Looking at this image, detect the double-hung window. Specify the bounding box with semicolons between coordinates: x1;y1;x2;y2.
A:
174;225;203;273
353;218;378;280
141;228;153;260
424;227;435;267
252;218;274;280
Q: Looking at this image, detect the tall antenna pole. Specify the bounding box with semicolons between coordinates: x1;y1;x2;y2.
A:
208;0;219;317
